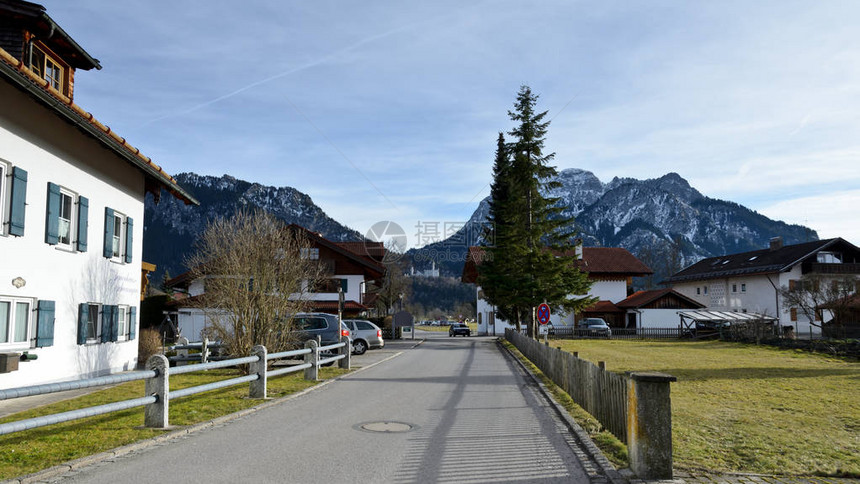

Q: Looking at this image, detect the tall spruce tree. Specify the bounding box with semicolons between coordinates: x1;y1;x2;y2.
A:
479;133;527;329
482;85;592;338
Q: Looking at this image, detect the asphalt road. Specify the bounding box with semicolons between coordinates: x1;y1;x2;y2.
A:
52;331;610;483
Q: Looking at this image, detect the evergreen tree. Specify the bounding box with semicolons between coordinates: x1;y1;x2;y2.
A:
482;85;592;338
480;133;527;329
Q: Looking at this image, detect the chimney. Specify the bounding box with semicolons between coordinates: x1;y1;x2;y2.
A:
574;238;583;259
769;237;783;251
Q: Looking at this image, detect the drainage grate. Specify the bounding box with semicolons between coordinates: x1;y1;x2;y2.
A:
355;421;417;433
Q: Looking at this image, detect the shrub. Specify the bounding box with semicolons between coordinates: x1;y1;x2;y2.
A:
137;328;162;369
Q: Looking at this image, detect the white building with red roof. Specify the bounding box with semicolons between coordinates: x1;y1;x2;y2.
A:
0;0;196;386
462;245;653;335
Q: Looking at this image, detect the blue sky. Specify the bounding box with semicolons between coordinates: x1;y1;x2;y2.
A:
44;1;859;247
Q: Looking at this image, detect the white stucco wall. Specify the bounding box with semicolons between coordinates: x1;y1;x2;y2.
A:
628;309;685;329
670;265;845;336
0;82;145;387
474;278;629;336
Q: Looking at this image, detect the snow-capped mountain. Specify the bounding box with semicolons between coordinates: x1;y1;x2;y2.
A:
408;168;816;283
143;173;362;282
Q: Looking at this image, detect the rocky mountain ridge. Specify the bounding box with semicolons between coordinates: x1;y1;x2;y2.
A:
409;168;816;283
143;173;362;282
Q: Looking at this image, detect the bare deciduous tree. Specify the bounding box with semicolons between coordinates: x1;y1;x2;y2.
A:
186;210;325;359
779;274;859;332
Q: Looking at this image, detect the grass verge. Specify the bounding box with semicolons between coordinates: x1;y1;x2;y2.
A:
0;366;347;479
545;339;860;478
500;339;629;468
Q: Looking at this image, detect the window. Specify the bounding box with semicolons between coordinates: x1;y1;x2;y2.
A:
117;306;128;340
112;213;122;258
84;303;101;343
732;284;737;293
696;287;701;295
817;251;842;264
46;183;88;251
0;296;32;347
29;44;66;94
103;208;133;262
704;287;708;295
300;248;319;260
741;283;746;292
57;189;74;246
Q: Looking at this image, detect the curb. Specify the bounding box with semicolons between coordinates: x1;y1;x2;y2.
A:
4;350;406;484
496;338;629;484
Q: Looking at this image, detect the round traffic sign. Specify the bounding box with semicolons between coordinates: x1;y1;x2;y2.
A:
537;303;551;325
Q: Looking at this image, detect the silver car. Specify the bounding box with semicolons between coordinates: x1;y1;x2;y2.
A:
343;319;385;355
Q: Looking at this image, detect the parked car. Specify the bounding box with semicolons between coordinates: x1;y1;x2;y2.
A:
579;318;612;338
449;323;471;337
290;313;351;347
343;319;384;355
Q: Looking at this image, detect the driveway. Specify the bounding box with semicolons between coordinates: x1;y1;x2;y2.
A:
51;332;613;483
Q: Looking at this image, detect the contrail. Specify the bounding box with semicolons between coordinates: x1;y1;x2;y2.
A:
139;23;415;127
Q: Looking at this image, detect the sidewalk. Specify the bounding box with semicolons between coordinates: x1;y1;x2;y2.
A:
0;337;423;420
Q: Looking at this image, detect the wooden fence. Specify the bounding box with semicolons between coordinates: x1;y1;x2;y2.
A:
549;326;684;340
507;328;628;443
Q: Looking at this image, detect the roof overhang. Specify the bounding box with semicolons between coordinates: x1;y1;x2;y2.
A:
0;47;198;205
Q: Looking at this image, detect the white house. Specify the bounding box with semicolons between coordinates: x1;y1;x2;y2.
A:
0;0;196;387
165;225;386;341
663;237;860;336
462;245;653;335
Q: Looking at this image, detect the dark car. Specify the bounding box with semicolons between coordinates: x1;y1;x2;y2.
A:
579;318;612;338
290;313;351;347
449;323;471;337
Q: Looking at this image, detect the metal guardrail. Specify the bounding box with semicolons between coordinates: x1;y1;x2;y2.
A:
0;339;350;436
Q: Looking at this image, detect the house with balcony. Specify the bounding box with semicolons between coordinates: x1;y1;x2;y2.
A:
0;0;196;386
663;237;860;336
462;245;653;335
165;225;386;340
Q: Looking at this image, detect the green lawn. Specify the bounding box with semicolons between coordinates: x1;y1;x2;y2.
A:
550;339;859;477
0;367;347;479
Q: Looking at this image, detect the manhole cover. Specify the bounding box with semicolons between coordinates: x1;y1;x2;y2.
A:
355;421;417;433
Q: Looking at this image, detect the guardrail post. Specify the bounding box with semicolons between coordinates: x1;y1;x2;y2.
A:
202;337;210;364
339;340;350;369
249;345;267;399
304;340;318;381
626;371;677;480
144;354;170;428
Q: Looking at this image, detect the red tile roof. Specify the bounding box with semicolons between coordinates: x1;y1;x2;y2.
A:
312;300;367;311
616;289;704;309
461;246;652;284
582;300;623;313
0;46;197;205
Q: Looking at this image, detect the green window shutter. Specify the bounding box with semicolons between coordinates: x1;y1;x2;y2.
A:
36;300;56;347
124;217;133;263
77;196;88;252
341;278;348;292
129;307;137;340
9;167;28;236
101;305;112;343
45;182;60;245
103;207;114;258
77;303;88;345
110;305;119;341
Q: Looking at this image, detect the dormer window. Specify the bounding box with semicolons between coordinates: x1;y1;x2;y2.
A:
817;251;842;264
29;44;67;95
